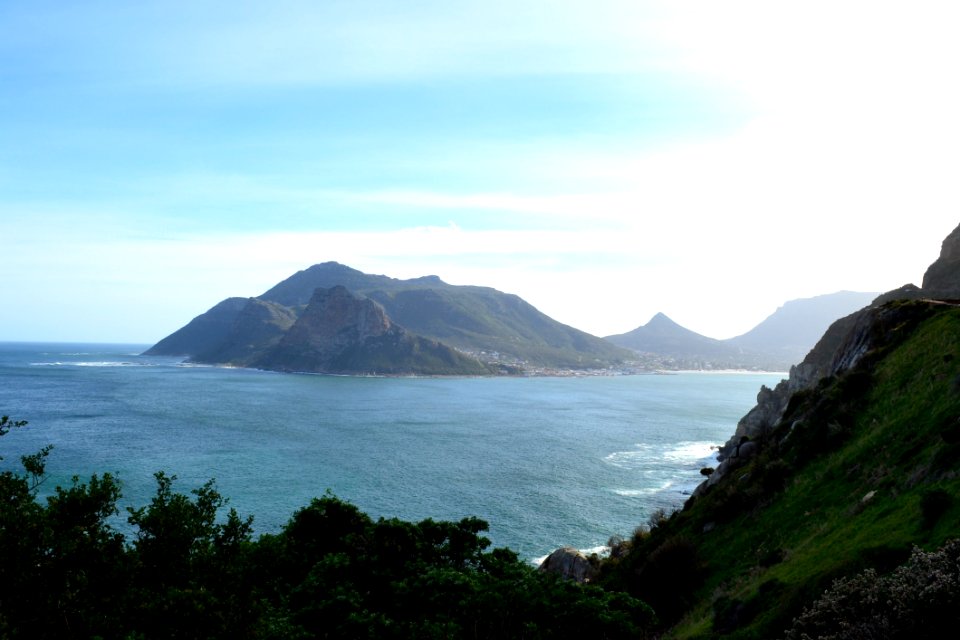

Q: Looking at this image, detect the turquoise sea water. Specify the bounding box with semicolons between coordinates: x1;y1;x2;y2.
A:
0;342;783;561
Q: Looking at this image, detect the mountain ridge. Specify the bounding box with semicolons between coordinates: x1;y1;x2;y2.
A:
145;263;635;373
605;291;878;371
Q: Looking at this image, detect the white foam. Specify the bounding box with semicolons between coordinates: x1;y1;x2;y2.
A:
30;361;151;368
603;444;654;469
74;361;138;367
662;441;718;464
613;481;673;497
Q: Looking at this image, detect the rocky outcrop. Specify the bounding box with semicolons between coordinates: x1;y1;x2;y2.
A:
538;547;599;583
699;222;960;495
266;285;393;364
699;299;953;495
251;286;491;376
922;223;960;298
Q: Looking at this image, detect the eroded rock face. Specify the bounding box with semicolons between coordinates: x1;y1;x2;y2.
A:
251;286;393;373
248;286;492;375
538;547;598;583
282;285;392;358
922;223;960;298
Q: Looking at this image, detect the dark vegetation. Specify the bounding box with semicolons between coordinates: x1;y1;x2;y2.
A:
0;415;654;639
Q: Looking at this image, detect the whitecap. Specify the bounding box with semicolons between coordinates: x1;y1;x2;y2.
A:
613;481;673;497
31;361;152;368
603;444;654;469
74;361;138;367
662;441;718;464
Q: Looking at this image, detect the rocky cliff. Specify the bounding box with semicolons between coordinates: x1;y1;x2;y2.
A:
922;222;960;298
704;222;960;490
251;286;492;376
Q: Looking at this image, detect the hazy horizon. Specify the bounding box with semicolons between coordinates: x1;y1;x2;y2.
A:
3;1;958;343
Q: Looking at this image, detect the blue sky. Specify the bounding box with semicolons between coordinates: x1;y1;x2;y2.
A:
3;1;959;343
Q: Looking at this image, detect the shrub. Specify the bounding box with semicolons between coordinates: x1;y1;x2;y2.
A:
784;540;960;639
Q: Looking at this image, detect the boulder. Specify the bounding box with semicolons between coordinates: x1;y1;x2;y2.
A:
538;546;598;583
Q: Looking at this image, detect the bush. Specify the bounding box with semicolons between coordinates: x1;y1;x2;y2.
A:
784;540;960;639
2;416;657;639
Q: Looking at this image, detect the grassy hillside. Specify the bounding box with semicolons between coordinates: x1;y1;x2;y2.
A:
368;286;632;368
599;301;960;638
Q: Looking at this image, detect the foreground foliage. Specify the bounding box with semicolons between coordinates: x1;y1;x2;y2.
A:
0;416;653;639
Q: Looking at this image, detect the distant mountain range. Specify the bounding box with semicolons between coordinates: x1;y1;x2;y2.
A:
145;262;635;375
145;262;878;375
604;291;878;371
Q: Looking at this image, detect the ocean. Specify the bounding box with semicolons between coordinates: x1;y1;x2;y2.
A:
0;342;783;562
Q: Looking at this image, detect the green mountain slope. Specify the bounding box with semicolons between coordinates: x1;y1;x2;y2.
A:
262;262;633;368
146;262;634;371
599;299;960;638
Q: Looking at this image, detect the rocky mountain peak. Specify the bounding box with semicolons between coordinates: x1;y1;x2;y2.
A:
288;286;392;351
922;222;960;297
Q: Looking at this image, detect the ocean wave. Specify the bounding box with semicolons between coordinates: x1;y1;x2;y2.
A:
613;481;674;497
662;441;718;464
31;361;152;368
603;444;654;469
605;440;717;470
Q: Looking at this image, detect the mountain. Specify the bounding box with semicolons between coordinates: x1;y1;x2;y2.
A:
605;312;725;356
260;262;633;368
606;292;878;371
726;291;878;363
251;286;491;376
145;262;635;373
590;222;960;638
604;313;764;369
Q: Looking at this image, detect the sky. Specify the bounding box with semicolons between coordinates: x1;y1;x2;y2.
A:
2;0;959;344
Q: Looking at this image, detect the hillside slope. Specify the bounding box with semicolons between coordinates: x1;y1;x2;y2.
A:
600;299;960;638
596;222;960;638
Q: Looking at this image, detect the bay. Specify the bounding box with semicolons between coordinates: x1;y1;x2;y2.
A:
0;342;783;562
